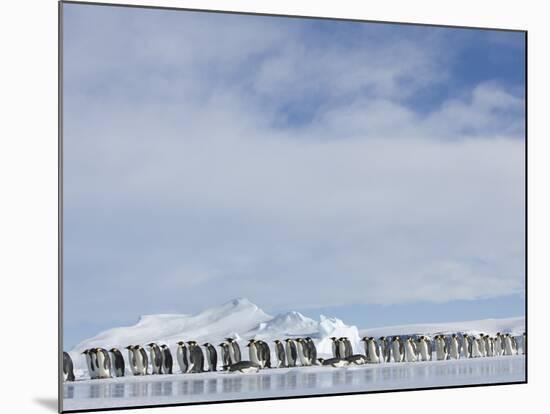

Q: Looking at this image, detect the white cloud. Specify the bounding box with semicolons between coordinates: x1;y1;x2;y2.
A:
62;5;525;323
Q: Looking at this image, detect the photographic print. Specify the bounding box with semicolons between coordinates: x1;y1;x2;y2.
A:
60;1;526;412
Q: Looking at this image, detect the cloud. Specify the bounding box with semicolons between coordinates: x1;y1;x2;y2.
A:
62;4;525;331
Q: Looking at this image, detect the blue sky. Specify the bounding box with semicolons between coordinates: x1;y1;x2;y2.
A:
62;3;525;348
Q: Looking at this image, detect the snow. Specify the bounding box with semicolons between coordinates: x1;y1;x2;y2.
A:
63;355;525;411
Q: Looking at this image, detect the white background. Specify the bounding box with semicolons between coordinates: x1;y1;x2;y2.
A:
0;0;547;413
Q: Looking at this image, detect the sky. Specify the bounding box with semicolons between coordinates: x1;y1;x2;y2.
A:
62;3;526;348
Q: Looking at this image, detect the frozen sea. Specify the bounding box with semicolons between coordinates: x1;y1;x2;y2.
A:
63;355;525;411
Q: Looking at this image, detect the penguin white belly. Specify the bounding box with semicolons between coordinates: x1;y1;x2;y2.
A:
471;340;482;358
449;340;460;359
338;342;346;359
249;345;260;366
435;341;447;360
228;345;236;364
332;360;348;368
239;366;259;373
494;338;503;356
404;343;417;362
392;343;402;362
504;338;514;355
418;342;430;361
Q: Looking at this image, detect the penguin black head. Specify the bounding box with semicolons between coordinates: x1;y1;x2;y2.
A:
177;341;185;346
81;350;88;355
330;337;337;341
305;337;312;341
274;340;280;344
225;338;234;343
124;345;133;350
160;344;168;349
379;336;386;340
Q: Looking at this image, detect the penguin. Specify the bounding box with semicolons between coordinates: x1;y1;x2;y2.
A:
448;334;461;360
258;340;272;368
378;336;391;362
482;335;494;357
339;337;353;358
160;344;173;374
63;351;75;382
218;342;231;371
187;341;204;373
477;334;487;357
274;340;287;368
135;345;149;375
109;348;125;377
391;336;404;363
225;338;241;364
317;357;349;368
330;337;340;359
147;343;163;375
521;332;527;355
201;343;217;372
461;334;472;358
125;346;139;375
346;354;368;365
305;337;319;365
470;336;483;358
176;341;189;374
296;338;310;366
416;336;431;361
434;335;448;361
82;349;98;379
404;338;417;362
246;340;261;367
95;348;112;379
494;333;504;356
227;361;261;373
503;333;516;356
285;338;298;367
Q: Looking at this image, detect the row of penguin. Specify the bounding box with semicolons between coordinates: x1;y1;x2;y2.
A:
63;332;526;381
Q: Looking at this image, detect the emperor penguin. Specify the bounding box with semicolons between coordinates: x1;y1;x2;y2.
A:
449;334;461;360
305;337;319;365
391;336;404;362
339;337;353;358
494;333;504;356
135;345;149;375
160;344;173;374
274;340;287;368
186;341;205;373
218;342;231;370
318;357;349;368
404;338;417;362
503;334;516;356
246;340;262;367
434;335;448;361
285;338;298;367
95;348;112;379
109;348;125;377
477;334;487;357
227;361;261;373
225;338;241;364
461;334;472;358
176;341;189;374
378;336;391;362
258;340;272;368
82;349;99;379
125;346;139;375
147;343;163;375
330;337;340;359
346;354;368;365
416;336;431;361
296;338;310;366
202;343;218;372
482;335;494;357
521;332;527;355
63;351;75;382
470;336;483;358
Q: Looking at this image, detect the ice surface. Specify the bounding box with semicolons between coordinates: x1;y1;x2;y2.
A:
63;355;525;411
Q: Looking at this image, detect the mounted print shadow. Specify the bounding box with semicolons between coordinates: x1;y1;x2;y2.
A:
60;1;526;412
